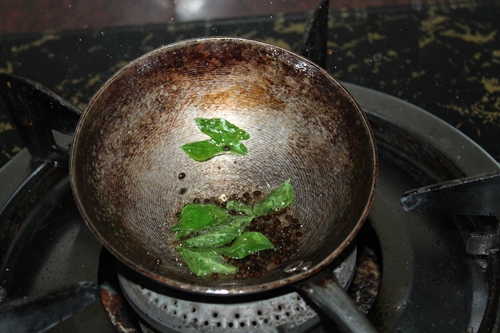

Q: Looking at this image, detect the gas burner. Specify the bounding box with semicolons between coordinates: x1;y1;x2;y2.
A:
115;246;358;333
96;225;381;333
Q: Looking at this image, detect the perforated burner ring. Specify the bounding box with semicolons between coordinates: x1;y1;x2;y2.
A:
119;246;357;333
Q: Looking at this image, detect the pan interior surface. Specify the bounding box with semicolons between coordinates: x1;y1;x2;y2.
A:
70;37;377;295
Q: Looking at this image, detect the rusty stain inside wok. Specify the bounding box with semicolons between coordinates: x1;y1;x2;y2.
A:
70;37;377;295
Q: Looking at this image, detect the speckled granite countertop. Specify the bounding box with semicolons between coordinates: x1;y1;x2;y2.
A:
0;1;499;168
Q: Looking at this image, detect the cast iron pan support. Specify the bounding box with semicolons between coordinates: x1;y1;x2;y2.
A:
401;172;500;333
0;282;100;333
0;73;82;169
296;0;329;69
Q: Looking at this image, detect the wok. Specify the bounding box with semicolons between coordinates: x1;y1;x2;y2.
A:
70;37;377;297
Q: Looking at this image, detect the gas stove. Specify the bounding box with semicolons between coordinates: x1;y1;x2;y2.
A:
1;2;500;332
0;78;499;332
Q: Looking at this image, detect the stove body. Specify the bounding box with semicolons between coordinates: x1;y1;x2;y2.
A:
1;81;499;332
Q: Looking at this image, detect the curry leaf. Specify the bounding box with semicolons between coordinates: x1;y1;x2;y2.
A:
223;140;248;156
171;204;228;237
182;215;253;248
217;232;274;259
174;181;295;275
182;118;250;161
225;200;254;216
253;180;294;217
181;139;224;162
195;118;250;142
177;247;237;276
181;139;248;161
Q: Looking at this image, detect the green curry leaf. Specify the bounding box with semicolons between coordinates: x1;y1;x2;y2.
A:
225;200;254;216
182;215;253;248
217;232;274;259
223;140;248;155
173;181;295;275
171;204;228;238
253;180;294;217
181;139;248;161
181;140;223;162
181;118;249;161
177;247;237;276
195;118;250;142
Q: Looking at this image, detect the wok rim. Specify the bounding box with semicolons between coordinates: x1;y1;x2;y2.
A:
70;36;378;295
